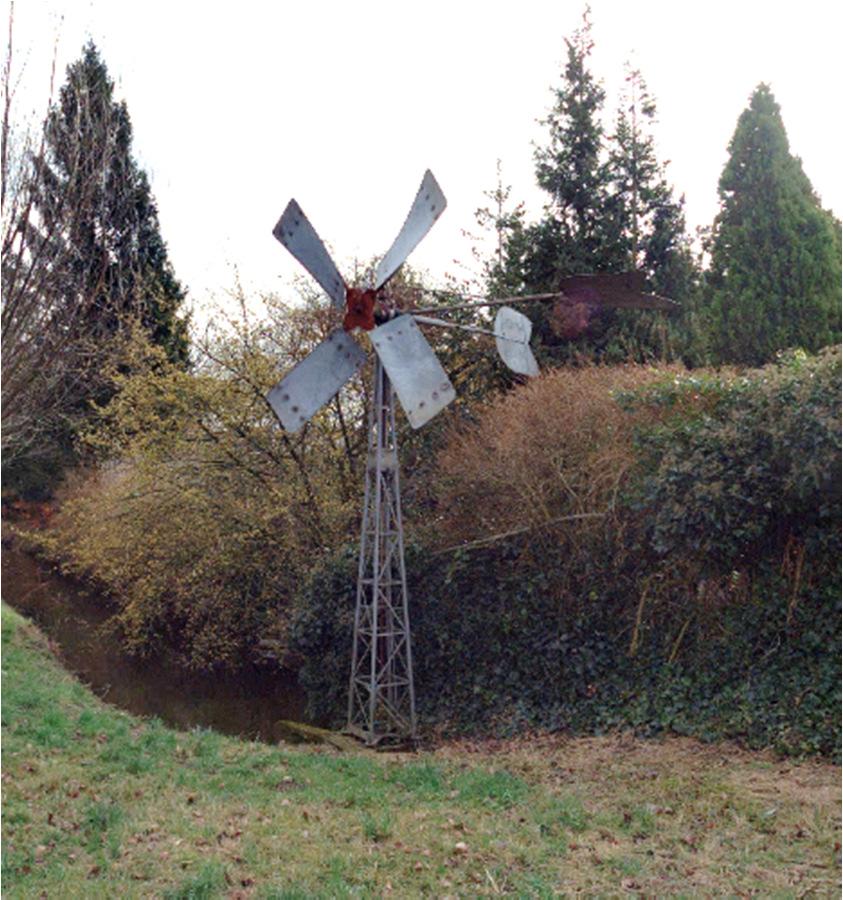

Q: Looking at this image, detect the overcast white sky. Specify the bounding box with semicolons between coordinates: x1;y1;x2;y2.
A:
8;0;843;323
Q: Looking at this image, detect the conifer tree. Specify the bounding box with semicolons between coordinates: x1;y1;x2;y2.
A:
473;160;528;298
607;66;694;297
33;42;188;365
477;10;614;302
533;8;617;274
523;6;622;291
705;84;841;365
485;8;623;362
601;66;698;361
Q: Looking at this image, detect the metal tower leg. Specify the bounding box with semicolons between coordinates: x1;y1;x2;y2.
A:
346;357;417;746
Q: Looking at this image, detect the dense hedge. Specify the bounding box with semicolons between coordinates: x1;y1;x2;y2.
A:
291;349;841;756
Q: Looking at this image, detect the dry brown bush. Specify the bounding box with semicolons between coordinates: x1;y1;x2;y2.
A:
431;364;681;555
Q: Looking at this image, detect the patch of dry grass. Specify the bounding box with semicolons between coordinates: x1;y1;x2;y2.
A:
3;605;840;898
435;733;841;895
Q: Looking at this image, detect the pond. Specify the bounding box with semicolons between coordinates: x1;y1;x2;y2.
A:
1;531;309;743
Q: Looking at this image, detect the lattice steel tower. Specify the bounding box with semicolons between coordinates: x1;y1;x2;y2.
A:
346;359;416;745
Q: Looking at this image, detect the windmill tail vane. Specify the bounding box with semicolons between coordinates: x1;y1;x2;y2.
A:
266;170;676;745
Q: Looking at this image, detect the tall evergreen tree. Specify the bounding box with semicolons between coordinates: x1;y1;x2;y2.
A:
485;9;623;362
473;160;528;298
607;66;694;298
33;42;188;365
705;84;841;365
532;6;619;278
601;66;698;361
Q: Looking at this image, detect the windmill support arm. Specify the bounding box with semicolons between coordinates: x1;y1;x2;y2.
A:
411;293;564;316
412;285;677;317
412;314;528;345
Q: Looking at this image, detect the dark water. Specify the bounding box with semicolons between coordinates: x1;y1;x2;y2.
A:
1;534;308;743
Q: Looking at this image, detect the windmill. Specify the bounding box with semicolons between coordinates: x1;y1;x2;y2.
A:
267;170;675;746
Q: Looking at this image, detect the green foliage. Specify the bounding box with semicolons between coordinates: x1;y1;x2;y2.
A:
607;66;696;299
534;794;589;835
704;84;842;365
3;602;839;896
627;347;841;565
488;9;618;304
385;762;445;798
2;42;189;498
83;799;123;855
452;768;529;809
291;351;841;757
360;810;393;842
39;303;363;671
288;543;357;723
38;268;508;672
601;66;701;364
163;862;227;900
1;440;78;501
533;8;615;274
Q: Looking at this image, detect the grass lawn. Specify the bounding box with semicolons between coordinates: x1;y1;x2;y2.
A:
2;602;840;898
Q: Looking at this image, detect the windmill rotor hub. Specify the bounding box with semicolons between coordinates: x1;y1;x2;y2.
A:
343;286;378;332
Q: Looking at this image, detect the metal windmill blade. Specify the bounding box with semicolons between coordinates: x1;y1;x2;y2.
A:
373;170;447;290
266;329;366;433
273;200;346;308
266;201;358;432
264;171;464;748
370;316;455;429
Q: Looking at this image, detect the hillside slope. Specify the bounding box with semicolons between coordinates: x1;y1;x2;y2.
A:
2;604;840;897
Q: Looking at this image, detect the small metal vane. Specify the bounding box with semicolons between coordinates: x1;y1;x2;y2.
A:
494;307;539;377
266;170;675;745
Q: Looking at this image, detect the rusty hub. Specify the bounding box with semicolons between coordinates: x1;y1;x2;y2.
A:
343;287;378;332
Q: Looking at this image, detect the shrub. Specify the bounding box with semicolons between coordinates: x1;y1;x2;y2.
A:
430;363;676;551
38;277;510;671
41;303;366;670
626;347;841;566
